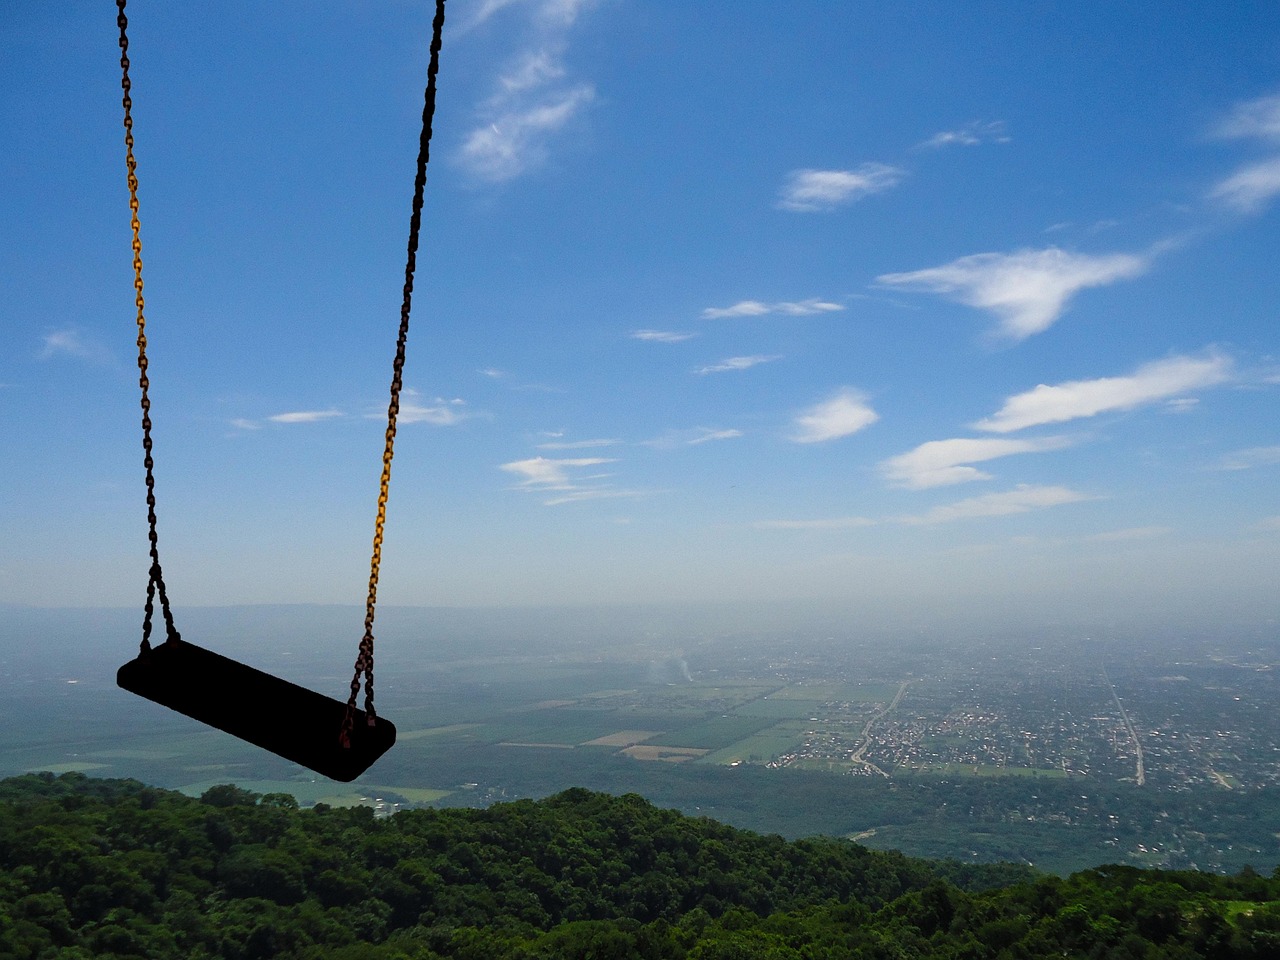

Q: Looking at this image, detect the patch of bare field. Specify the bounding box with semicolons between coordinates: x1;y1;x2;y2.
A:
622;745;709;763
581;730;660;747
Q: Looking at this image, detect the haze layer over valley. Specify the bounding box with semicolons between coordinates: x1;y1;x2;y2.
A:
9;603;1279;876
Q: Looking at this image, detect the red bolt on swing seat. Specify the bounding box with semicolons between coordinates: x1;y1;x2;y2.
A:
113;0;446;781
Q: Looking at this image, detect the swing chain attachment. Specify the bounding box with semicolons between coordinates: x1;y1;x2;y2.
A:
118;0;180;656
342;0;447;748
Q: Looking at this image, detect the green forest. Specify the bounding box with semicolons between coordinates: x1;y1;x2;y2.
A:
3;773;1279;959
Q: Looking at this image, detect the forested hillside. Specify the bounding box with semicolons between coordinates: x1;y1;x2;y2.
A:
2;772;1278;959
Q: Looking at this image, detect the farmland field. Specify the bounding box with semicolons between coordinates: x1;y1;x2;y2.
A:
646;715;777;750
699;722;809;765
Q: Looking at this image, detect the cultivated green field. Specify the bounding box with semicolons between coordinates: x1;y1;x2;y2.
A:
396;723;483;741
646;715;777;750
769;682;900;702
476;711;628;746
176;778;368;805
734;698;830;719
699;722;808;765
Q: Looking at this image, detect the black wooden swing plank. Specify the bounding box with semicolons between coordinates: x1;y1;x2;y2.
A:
117;640;395;782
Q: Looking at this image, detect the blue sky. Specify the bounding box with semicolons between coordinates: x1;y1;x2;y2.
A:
3;1;1279;626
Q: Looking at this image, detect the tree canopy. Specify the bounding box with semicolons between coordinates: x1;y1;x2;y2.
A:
1;772;1277;959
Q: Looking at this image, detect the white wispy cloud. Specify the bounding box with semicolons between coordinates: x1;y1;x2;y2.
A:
463;0;524;29
687;428;743;445
1085;526;1171;542
777;164;904;212
975;353;1232;433
880;436;1073;489
918;120;1010;149
497;49;565;94
792;389;879;443
705;301;770;318
365;390;468;426
398;400;468;425
500;456;616;488
39;327;111;363
544;487;647;506
1216;92;1280;143
457;2;597;182
877;247;1150;340
535;0;596;28
462;85;595;182
498;454;648;506
901;484;1095;525
754;516;875;530
269;410;343;424
1210;93;1280;213
1218;445;1280;471
479;367;506;378
460;1;597;37
631;329;696;343
230;418;261;431
1210;157;1280;213
642;427;743;449
701;298;844;320
536;438;622;450
696;354;781;375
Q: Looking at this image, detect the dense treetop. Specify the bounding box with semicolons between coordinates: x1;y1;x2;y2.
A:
1;772;1277;958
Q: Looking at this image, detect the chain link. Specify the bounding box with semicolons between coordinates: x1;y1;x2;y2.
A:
341;0;448;747
118;0;180;655
117;0;442;732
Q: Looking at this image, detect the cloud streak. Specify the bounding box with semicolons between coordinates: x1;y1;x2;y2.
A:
536;438;622;450
642;427;743;449
500;456;616;489
696;354;781;375
543;487;647;507
498;454;649;506
777;164;904;211
462;86;594;182
918;120;1010;150
1085;526;1171;542
687;428;742;445
901;484;1095;525
268;410;343;424
457;3;597;182
1216;92;1280;143
1211;92;1280;213
754;516;875;530
701;298;843;320
975;353;1231;433
398;400;468;425
792;389;879;443
1218;445;1280;471
881;436;1073;489
631;329;695;343
877;247;1149;340
39;328;111;363
1210;157;1280;213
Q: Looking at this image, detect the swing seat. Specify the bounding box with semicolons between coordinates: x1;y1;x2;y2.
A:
117;639;396;782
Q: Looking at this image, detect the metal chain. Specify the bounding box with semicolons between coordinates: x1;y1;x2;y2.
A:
118;0;180;655
342;0;448;746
